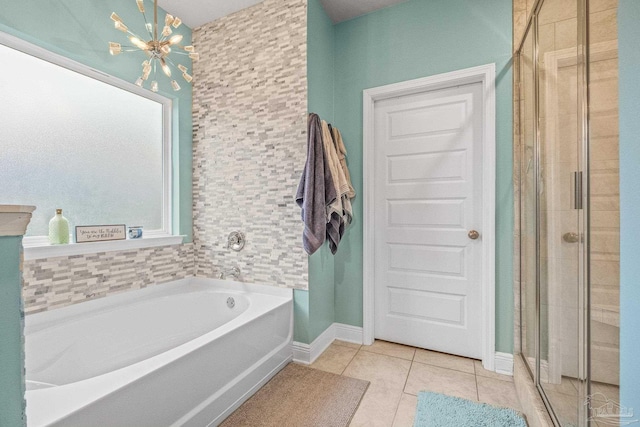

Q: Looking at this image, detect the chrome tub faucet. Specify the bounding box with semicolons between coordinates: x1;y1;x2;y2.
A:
219;266;240;280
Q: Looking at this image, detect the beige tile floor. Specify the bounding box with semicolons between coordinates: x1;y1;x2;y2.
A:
542;378;620;427
303;339;522;427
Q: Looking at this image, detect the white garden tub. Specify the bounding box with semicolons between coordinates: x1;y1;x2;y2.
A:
24;277;293;427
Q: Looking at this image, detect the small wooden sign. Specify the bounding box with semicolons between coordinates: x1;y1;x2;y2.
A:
75;225;126;243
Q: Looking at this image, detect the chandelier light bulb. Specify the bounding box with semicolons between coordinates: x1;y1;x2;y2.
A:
135;77;144;87
110;12;122;23
182;72;193;83
151;81;158;92
168;34;183;45
136;0;145;13
172;17;182;28
162;25;172;37
188;52;200;61
177;64;188;73
160;59;172;77
146;23;153;33
142;61;151;80
129;36;149;50
171;80;181;91
183;45;194;52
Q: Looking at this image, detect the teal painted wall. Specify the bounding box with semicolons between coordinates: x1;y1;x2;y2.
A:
0;0;193;241
307;0;335;123
293;290;311;343
618;0;640;414
332;0;514;352
294;0;336;344
0;236;26;427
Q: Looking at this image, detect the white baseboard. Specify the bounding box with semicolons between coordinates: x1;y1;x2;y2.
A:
294;325;511;377
291;341;310;364
293;323;363;365
335;323;363;344
494;352;514;376
292;324;335;365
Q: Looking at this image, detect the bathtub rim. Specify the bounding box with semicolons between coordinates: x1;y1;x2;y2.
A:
25;277;291;333
25;276;293;427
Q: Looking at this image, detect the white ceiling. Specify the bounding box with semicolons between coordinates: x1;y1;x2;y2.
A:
157;0;408;28
157;0;264;28
320;0;409;23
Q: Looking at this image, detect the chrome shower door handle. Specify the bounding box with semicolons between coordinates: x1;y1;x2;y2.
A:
468;230;480;240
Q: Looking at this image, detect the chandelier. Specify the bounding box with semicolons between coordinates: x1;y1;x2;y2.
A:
108;0;199;92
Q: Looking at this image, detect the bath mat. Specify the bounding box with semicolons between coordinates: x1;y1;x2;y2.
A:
220;363;369;427
414;391;528;427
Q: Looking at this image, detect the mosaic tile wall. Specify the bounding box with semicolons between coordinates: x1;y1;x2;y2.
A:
191;0;309;289
22;244;194;315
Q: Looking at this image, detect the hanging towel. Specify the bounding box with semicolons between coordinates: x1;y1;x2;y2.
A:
330;126;355;226
295;114;337;256
331;127;356;199
322;120;350;254
323;122;351;200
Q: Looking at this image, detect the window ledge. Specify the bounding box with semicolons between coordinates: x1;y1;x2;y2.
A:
23;234;185;261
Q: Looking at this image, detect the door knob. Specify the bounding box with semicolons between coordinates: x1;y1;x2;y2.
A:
468;230;480;240
562;232;580;243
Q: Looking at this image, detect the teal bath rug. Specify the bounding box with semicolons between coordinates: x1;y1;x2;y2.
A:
414;391;528;427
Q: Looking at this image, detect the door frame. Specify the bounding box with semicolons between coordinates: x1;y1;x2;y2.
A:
362;64;497;371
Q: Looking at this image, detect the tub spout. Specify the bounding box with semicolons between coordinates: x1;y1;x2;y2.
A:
219;266;240;280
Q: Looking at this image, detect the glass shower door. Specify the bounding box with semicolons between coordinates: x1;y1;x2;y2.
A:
519;20;537;380
517;0;621;425
587;0;620;416
536;0;583;424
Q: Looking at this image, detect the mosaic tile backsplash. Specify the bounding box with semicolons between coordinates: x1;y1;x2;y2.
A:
22;244;194;315
192;0;309;289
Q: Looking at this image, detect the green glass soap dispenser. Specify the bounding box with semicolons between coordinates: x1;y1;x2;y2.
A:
48;208;70;244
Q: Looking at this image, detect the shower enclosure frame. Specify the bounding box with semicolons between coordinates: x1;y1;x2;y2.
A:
515;0;593;425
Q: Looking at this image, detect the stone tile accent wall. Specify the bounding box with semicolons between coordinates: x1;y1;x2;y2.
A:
191;0;309;289
22;244;194;315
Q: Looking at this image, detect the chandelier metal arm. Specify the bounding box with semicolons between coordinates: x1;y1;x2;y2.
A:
153;0;158;43
141;11;153;39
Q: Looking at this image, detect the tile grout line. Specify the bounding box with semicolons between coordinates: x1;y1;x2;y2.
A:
342;344;409;426
339;345;362;376
333;340;361;350
410;358;476;376
359;346;417;362
390;390;407;427
401;358;414;395
394;351;415;427
473;361;480;401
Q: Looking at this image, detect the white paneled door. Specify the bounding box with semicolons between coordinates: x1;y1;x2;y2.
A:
373;82;484;359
